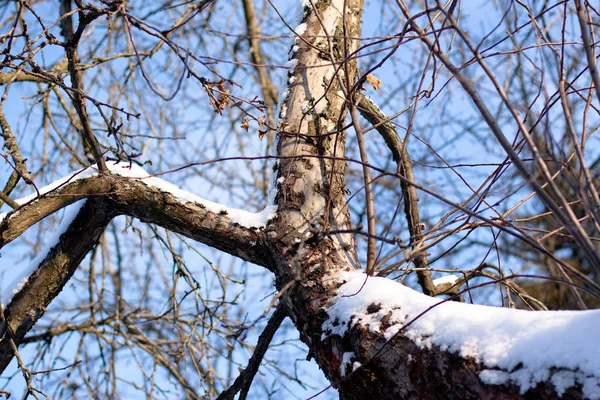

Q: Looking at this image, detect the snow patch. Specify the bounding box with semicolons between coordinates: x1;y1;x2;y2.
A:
279;103;288;120
479;370;509;386
302;101;310;113
432;274;459;286
1;201;85;307
340;352;360;377
295;23;307;36
551;371;577;396
0;162;277;229
323;271;600;398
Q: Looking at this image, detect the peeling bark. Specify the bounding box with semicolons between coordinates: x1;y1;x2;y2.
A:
0;1;594;399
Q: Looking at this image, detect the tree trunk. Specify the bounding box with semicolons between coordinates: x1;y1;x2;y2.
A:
0;1;594;398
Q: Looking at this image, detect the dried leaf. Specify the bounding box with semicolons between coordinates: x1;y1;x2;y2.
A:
258;128;268;141
258;116;267;127
366;74;382;90
203;79;231;115
241;117;249;132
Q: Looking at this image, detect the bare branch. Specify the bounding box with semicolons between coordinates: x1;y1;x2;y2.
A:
217;305;286;400
60;0;107;172
0;198;114;373
355;93;435;296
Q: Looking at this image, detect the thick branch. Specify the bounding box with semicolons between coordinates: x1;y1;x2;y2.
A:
0;172;275;372
0;174;274;267
0;199;114;373
324;272;594;399
355;93;435;296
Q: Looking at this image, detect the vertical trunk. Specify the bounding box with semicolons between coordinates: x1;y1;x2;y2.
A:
266;0;365;388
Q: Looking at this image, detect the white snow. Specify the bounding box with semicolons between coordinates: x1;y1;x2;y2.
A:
1;201;85;308
432;274;459;286
295;23;307;36
341;352;353;376
302;101;310;113
106;162;277;228
0;162;277;229
279;103;288;120
323;271;600;398
1;161;279;307
340;352;361;377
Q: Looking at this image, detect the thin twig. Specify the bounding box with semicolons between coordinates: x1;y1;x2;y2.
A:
216;305;286;400
0;108;33;185
349;104;377;276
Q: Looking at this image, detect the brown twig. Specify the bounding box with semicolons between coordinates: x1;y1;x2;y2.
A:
355;93;435;296
349;104;377;276
0;107;33;186
397;0;600;274
574;0;600;107
216;305;286;400
60;0;107;172
241;0;279;196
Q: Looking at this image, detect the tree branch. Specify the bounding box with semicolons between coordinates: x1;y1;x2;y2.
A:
0;170;276;372
355;92;435;296
241;0;279;195
217;305;286;400
0;198;114;373
0;108;33;186
60;0;107;172
0;173;274;268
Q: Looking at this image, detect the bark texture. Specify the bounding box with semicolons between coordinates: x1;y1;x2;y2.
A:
0;1;592;398
0;199;113;372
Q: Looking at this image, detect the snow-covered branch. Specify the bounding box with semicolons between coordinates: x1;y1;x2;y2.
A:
0;198;112;373
1;163;276;264
0;162;279;372
323;272;600;398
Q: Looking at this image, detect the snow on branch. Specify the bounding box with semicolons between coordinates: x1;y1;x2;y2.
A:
324;272;600;398
1;201;85;308
0;161;278;308
0;162;277;229
102;162;278;228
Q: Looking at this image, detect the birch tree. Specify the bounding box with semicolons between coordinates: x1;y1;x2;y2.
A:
1;0;600;399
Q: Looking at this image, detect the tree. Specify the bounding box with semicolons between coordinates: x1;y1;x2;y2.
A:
1;0;600;398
